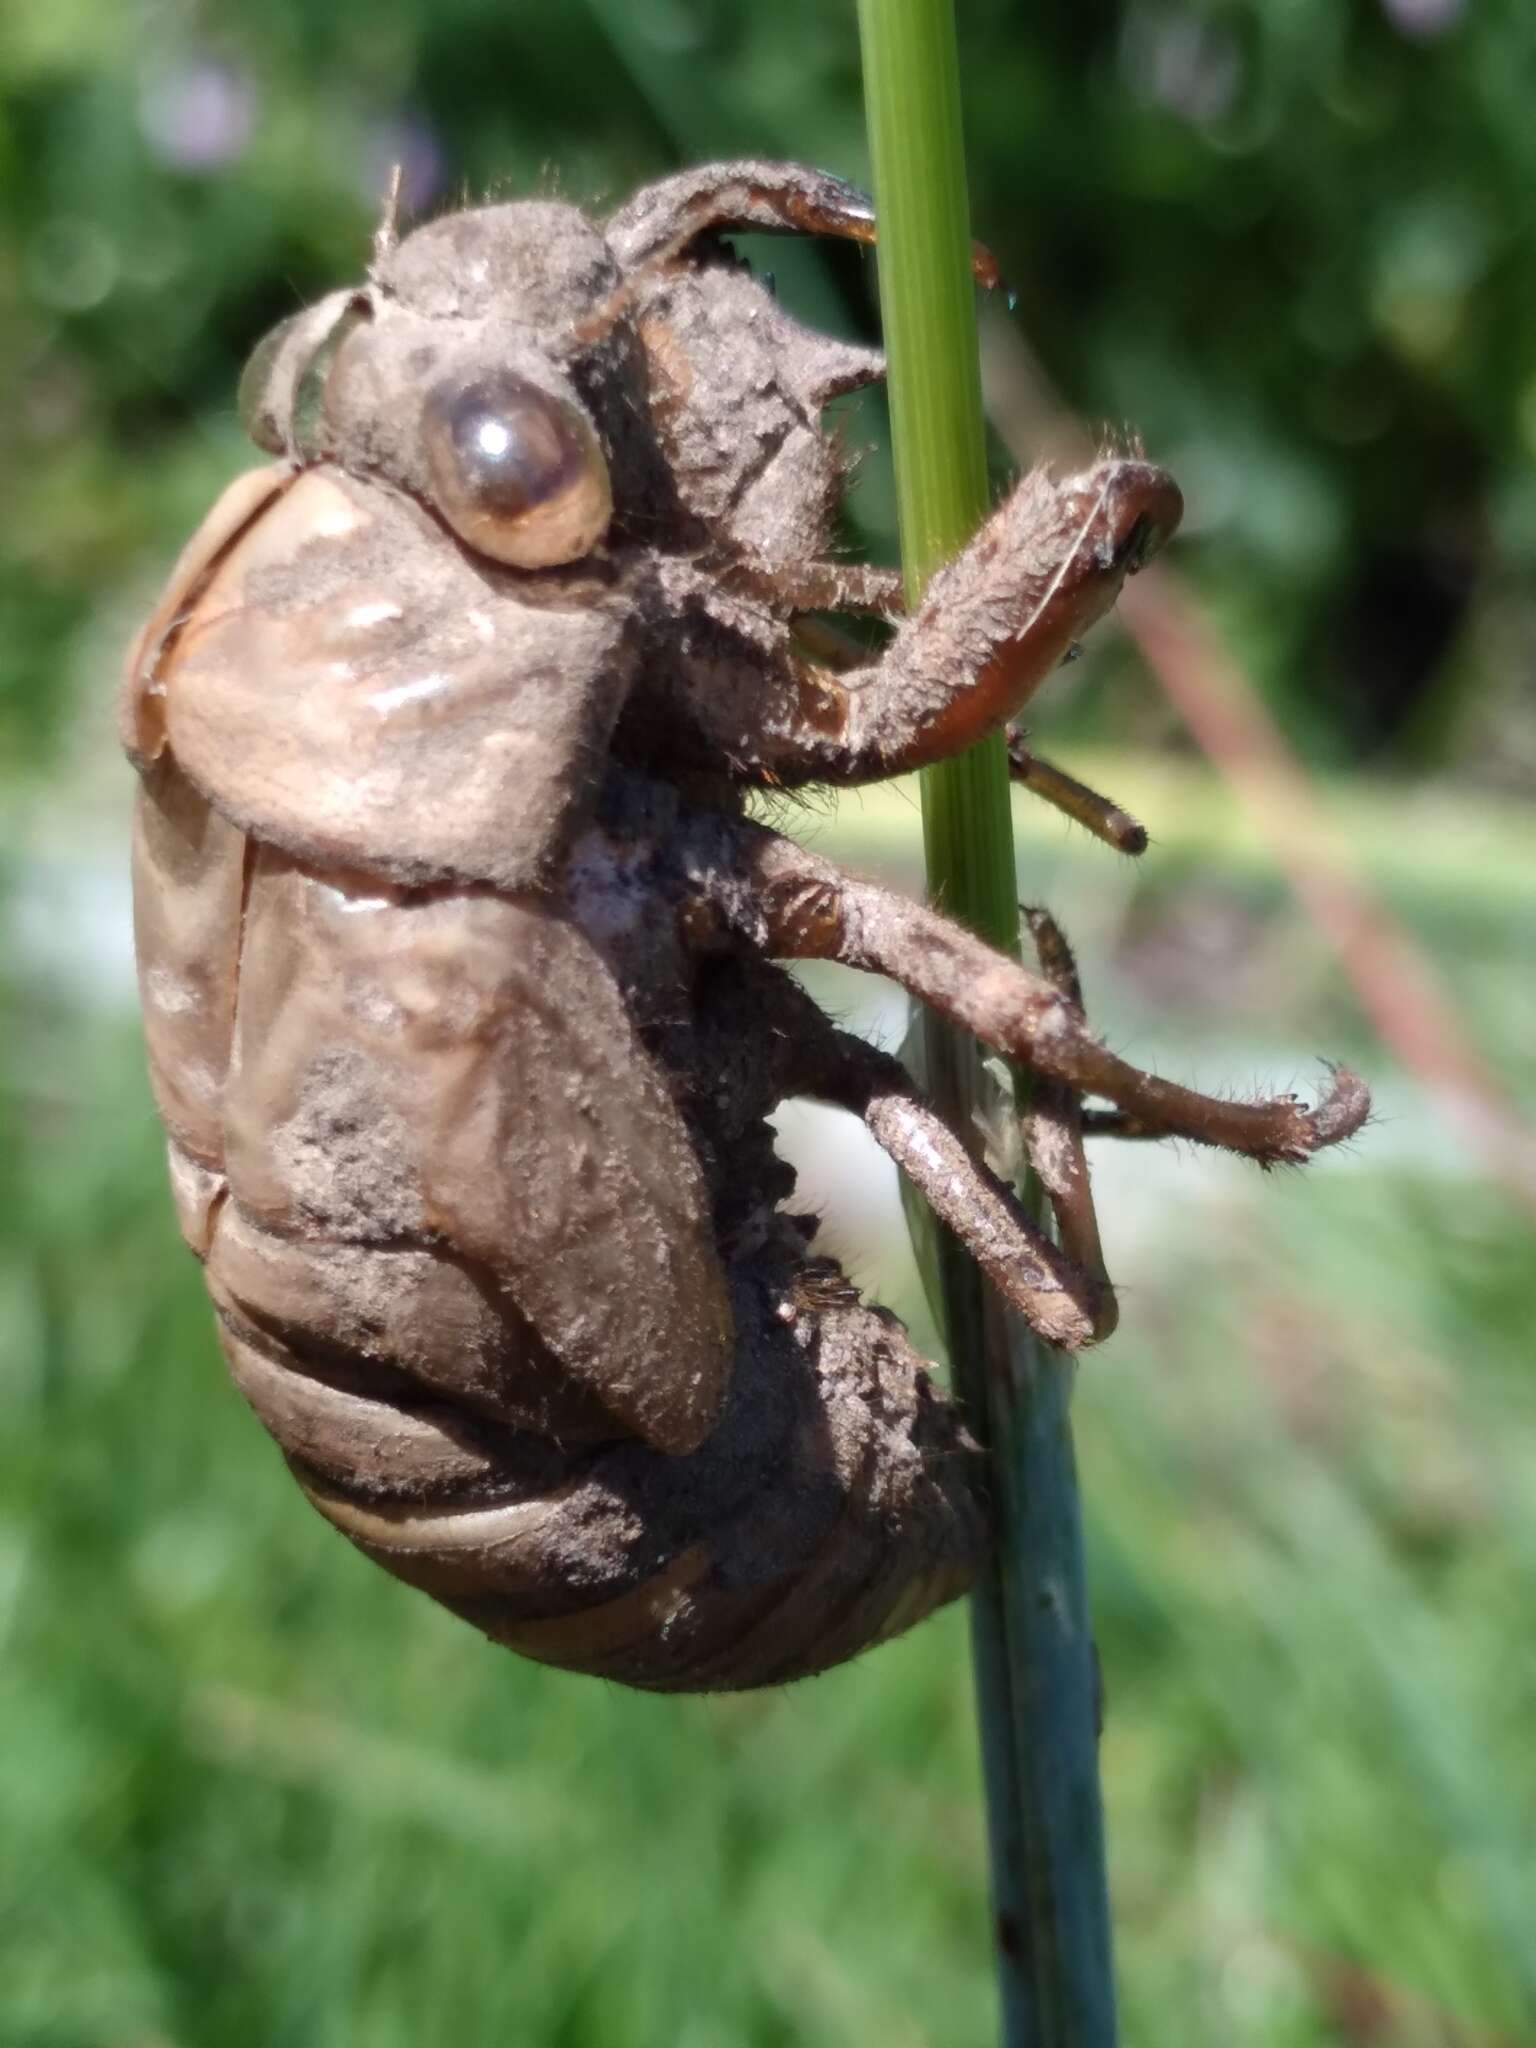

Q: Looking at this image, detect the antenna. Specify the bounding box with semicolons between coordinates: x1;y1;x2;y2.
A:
372;162;404;271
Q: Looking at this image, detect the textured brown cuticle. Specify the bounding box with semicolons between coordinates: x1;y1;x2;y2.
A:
124;159;1367;1692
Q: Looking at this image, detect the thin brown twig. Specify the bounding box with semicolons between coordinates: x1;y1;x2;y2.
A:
1285;1935;1525;2048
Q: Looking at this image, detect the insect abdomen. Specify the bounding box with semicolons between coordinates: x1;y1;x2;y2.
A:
216;1246;981;1692
133;761;981;1689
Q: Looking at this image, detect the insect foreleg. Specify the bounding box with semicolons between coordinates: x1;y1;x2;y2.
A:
663;458;1182;788
720;558;906;620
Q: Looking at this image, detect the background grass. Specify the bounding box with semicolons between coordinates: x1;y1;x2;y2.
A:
4;3;1535;2043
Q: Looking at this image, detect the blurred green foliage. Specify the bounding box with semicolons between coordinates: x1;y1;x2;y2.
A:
3;2;1535;2044
5;0;1536;771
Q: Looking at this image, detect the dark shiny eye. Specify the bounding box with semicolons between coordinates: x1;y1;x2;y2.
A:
291;301;370;458
420;370;613;568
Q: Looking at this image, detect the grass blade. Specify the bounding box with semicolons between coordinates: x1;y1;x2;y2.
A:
854;4;1118;2040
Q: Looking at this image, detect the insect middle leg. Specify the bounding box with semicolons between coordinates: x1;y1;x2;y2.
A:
681;806;1370;1165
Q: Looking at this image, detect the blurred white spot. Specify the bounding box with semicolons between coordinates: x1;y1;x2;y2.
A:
345;599;404;631
366;671;450;720
1380;0;1465;38
26;219;118;313
138;55;257;173
1121;6;1243;126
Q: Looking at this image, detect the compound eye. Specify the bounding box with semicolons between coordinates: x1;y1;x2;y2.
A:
237;314;301;454
236;295;370;458
421;369;612;568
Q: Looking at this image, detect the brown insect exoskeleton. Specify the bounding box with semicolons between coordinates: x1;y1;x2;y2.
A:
123;161;1367;1691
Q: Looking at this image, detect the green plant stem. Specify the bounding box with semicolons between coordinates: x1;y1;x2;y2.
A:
855;4;1118;2042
